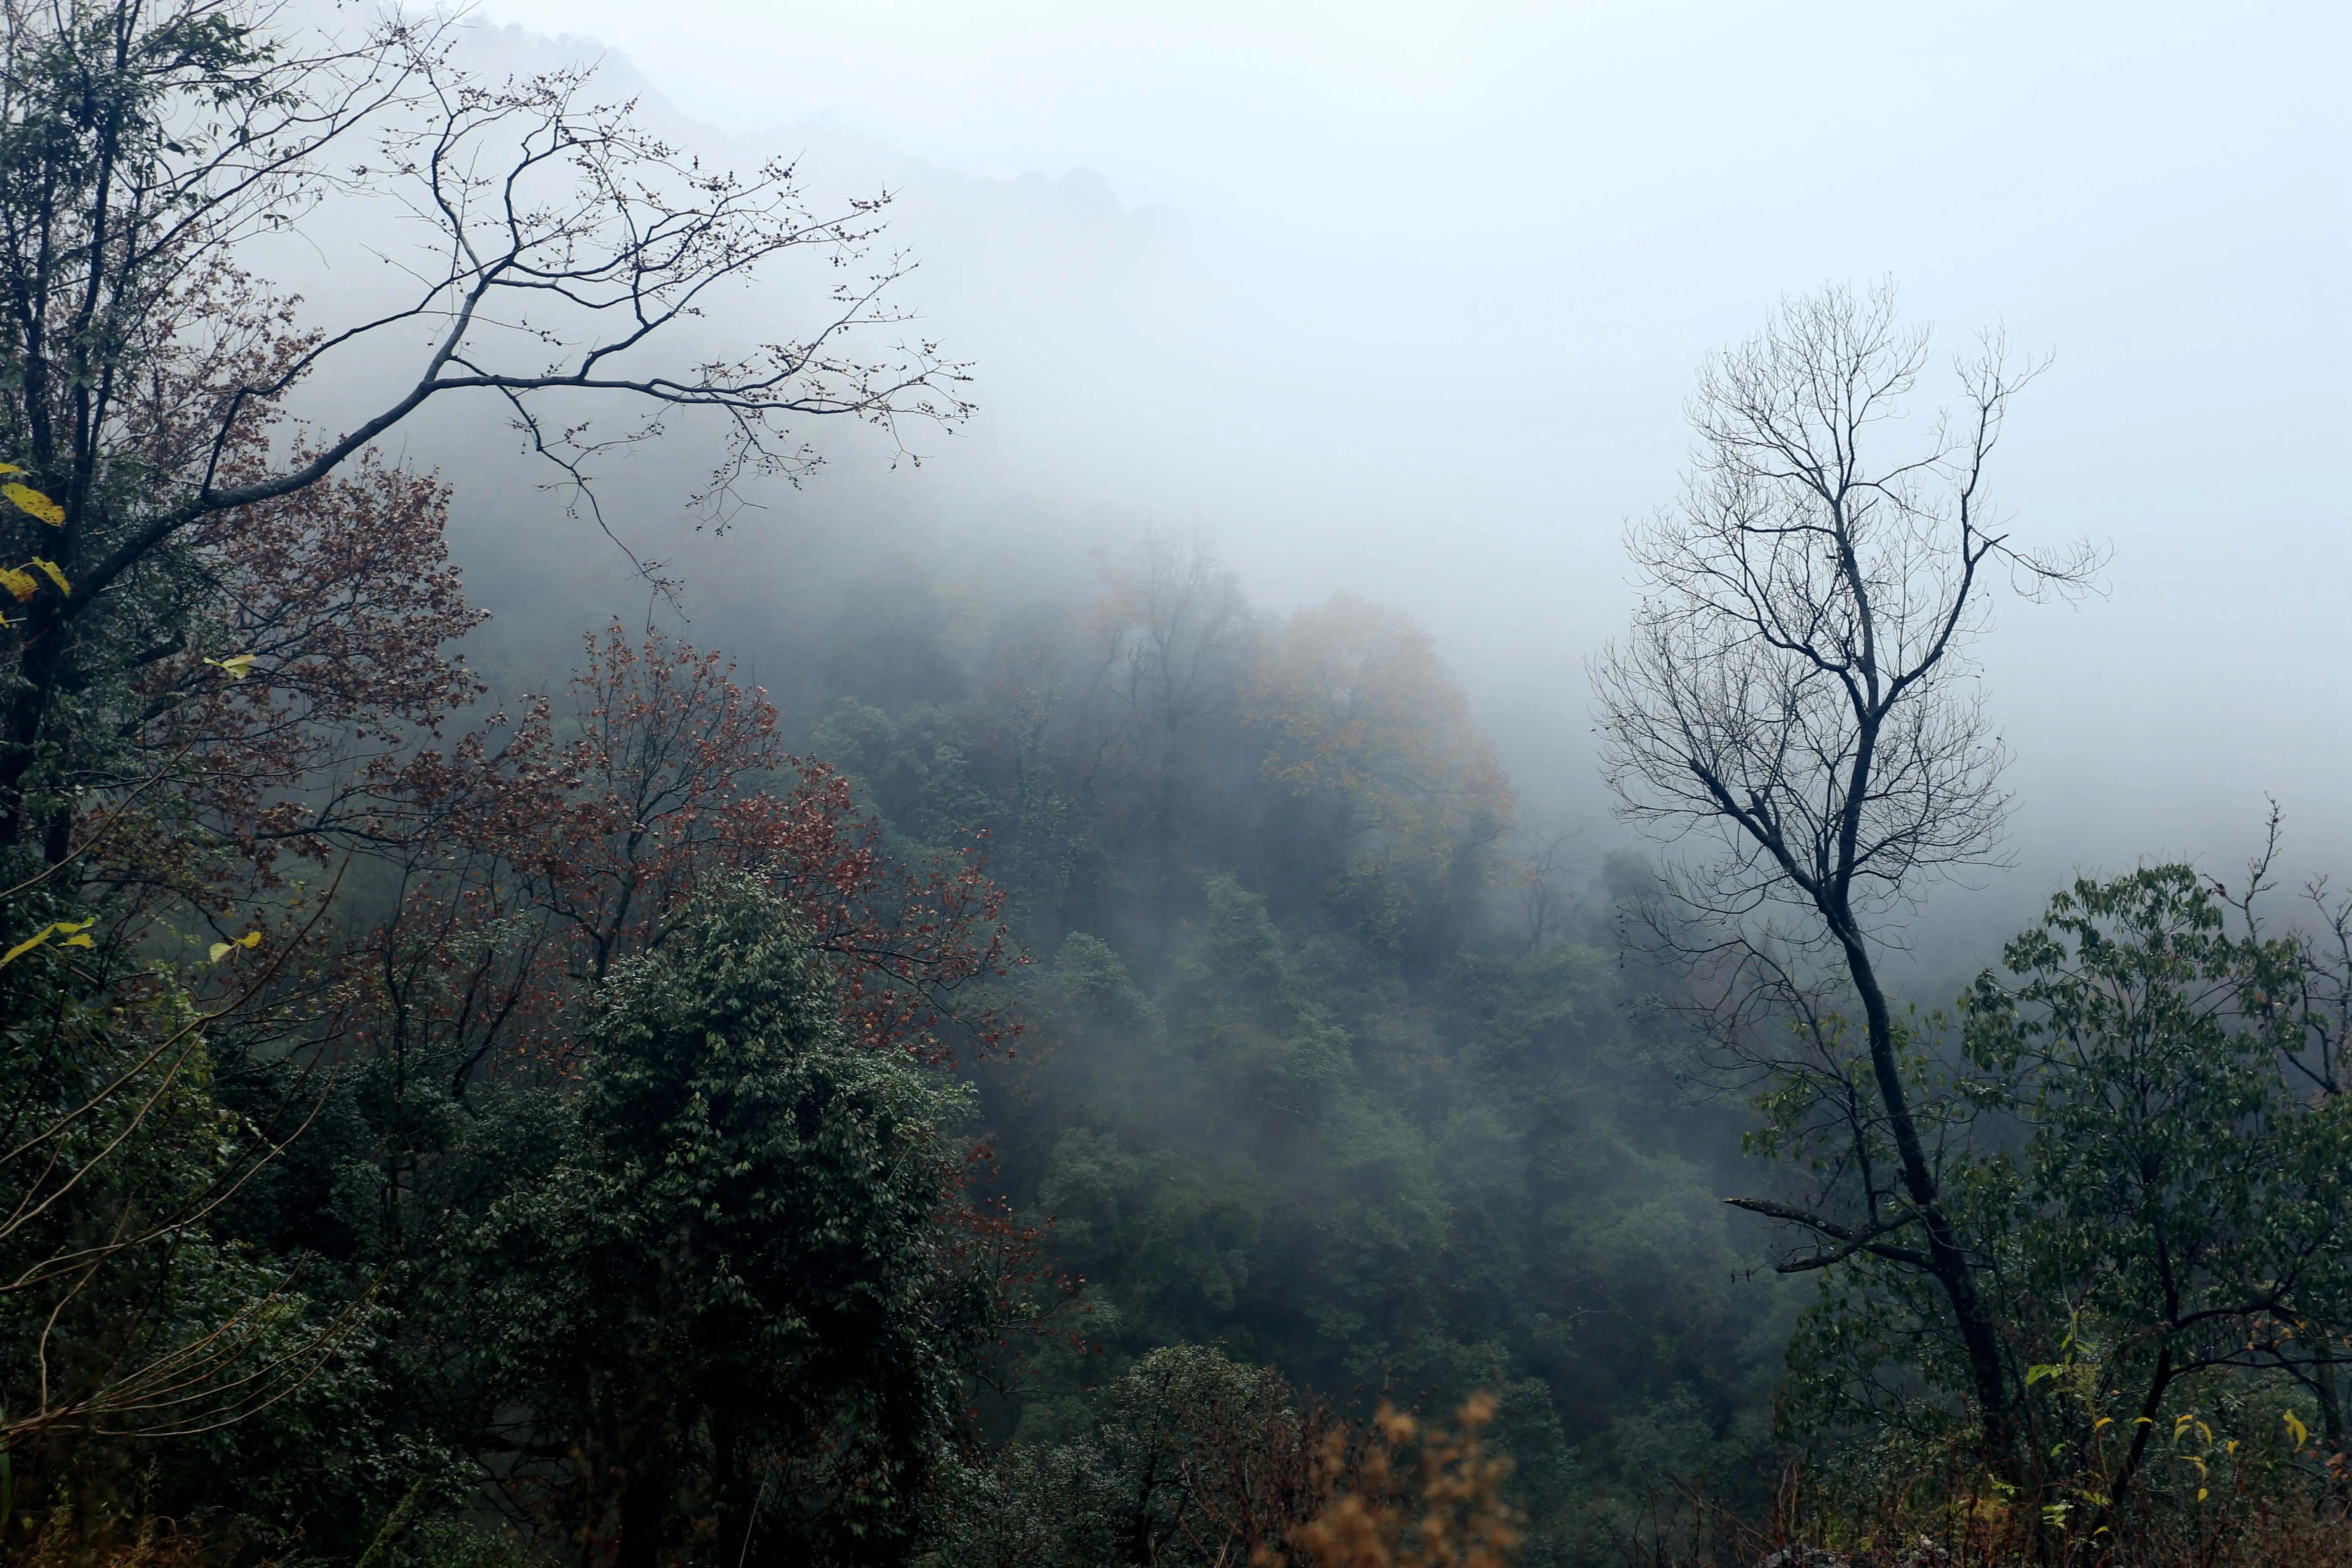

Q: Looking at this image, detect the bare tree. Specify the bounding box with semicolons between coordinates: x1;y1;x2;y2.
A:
1506;821;1581;952
0;0;970;861
1079;526;1253;945
1590;281;2098;1461
1083;527;1253;794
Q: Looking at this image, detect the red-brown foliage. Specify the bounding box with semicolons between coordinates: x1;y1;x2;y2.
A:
350;623;1019;1081
112;453;485;893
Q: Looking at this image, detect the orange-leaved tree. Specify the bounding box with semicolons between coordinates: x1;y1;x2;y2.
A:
1262;1393;1522;1568
1250;593;1512;952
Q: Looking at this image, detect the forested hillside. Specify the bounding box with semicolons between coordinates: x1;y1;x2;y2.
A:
1;6;2348;1568
790;534;1795;1544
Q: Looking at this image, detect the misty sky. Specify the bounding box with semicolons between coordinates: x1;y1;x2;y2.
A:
459;0;2349;931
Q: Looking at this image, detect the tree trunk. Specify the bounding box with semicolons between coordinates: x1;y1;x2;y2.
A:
2087;1340;2175;1543
612;1458;670;1568
0;610;69;858
2310;1333;2348;1500
1840;923;2015;1466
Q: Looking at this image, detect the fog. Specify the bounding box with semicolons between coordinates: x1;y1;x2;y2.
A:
313;0;2346;960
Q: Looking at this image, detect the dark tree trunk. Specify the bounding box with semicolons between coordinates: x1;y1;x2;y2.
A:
1839;919;2015;1467
0;610;69;858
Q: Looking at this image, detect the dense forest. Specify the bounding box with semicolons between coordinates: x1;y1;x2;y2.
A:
1;6;2348;1568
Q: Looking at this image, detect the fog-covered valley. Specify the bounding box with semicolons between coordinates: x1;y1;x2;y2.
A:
371;2;2350;950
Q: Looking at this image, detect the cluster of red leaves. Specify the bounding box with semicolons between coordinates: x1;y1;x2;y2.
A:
349;623;1018;1080
35;264;462;911
115;453;485;893
83;426;1016;1083
68;290;1020;1054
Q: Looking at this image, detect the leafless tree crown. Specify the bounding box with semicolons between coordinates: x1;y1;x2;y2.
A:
1593;281;2100;938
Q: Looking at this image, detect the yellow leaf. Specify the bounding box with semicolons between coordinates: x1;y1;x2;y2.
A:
0;462;23;475
205;653;256;680
3;484;63;525
208;931;262;964
61;933;91;948
0;568;35;603
2197;1488;2208;1502
2286;1410;2309;1448
4;928;58;965
31;558;67;596
3;917;93;965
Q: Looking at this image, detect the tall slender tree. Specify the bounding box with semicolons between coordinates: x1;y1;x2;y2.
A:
1591;281;2098;1462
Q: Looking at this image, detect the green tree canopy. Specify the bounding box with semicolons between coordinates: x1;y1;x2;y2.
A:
447;879;1006;1568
